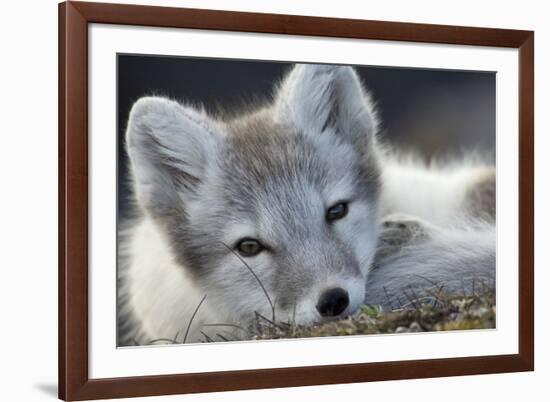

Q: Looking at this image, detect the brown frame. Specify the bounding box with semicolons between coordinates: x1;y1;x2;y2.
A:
59;1;534;400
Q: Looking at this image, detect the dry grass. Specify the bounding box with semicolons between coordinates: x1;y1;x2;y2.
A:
144;290;495;345
249;291;495;341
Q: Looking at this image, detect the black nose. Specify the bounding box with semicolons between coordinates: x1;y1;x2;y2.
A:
316;287;349;317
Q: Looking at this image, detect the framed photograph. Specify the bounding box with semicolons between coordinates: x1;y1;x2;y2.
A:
59;1;534;400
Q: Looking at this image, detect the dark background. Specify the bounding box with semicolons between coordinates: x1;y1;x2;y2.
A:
118;55;496;219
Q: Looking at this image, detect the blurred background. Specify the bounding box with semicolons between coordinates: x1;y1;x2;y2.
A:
118;55;496;219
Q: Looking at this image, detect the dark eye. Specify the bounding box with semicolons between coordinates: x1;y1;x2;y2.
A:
236;238;264;257
326;202;348;222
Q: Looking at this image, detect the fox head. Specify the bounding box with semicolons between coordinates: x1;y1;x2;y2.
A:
126;64;381;327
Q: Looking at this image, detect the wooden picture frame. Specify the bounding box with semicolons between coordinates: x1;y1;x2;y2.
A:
59;1;534;400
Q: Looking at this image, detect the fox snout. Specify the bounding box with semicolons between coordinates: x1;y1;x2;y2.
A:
316;287;350;317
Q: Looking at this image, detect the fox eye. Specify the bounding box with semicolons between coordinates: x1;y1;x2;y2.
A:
326;202;348;222
236;238;264;257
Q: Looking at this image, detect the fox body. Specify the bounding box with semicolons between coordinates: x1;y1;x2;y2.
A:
119;64;495;345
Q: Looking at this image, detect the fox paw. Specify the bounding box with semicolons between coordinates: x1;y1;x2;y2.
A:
376;215;430;258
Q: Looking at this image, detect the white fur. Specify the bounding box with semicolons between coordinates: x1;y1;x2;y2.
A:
380;156;494;226
125;220;213;343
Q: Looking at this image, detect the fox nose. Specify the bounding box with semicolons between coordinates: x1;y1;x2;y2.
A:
316;287;349;317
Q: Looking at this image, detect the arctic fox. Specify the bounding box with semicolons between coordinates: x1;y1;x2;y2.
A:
118;64;495;345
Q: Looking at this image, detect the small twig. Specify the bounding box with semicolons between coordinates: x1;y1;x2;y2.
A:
255;311;285;330
402;288;418;310
421;283;447;309
216;333;231;342
395;295;404;310
200;331;214;343
408;285;421;303
183;294;207;344
401;296;438;309
383;286;394;311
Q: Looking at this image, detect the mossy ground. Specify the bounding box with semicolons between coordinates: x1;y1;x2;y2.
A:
146;291;495;345
249;292;495;341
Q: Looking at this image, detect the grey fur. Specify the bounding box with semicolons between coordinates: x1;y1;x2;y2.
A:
366;218;495;310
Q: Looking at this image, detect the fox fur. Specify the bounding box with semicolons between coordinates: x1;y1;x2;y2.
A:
118;64;495;345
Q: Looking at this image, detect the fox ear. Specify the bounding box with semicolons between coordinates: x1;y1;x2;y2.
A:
275;64;377;150
126;96;221;219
